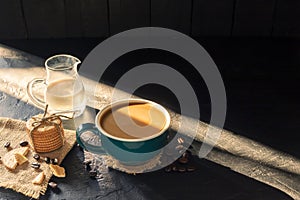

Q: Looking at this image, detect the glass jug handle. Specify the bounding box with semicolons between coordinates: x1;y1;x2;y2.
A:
26;78;46;109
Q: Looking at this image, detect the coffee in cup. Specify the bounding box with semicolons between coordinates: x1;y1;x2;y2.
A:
99;102;167;140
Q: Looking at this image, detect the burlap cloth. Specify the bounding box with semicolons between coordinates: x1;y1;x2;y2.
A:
0;117;76;199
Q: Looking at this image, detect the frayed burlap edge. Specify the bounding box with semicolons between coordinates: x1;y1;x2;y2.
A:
0;175;50;199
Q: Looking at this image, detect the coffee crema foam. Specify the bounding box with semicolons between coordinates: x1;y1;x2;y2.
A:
100;103;166;139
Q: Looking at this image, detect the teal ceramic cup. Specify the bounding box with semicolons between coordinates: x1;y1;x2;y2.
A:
76;99;171;165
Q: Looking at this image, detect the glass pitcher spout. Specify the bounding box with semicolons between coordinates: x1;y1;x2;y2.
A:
45;55;81;79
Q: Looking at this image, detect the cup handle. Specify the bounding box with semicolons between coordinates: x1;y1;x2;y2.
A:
26;78;46;109
76;123;106;154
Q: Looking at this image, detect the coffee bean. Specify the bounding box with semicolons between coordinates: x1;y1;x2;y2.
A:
33;154;40;161
171;165;178;172
178;156;189;164
4;142;10;148
178;167;186;172
44;157;51;164
31;162;41;169
48;182;58;188
182;152;189;159
177;137;184;144
89;170;97;178
187;166;196;172
164;166;172;172
19;141;28;147
51;158;58;165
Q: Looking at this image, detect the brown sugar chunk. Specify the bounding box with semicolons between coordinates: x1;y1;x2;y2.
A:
2;147;29;170
14;153;28;165
49;164;65;177
32;172;45;185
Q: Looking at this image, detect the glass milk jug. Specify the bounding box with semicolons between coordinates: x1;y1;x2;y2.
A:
27;54;86;117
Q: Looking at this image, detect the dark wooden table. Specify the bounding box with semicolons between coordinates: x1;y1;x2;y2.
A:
0;38;297;199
